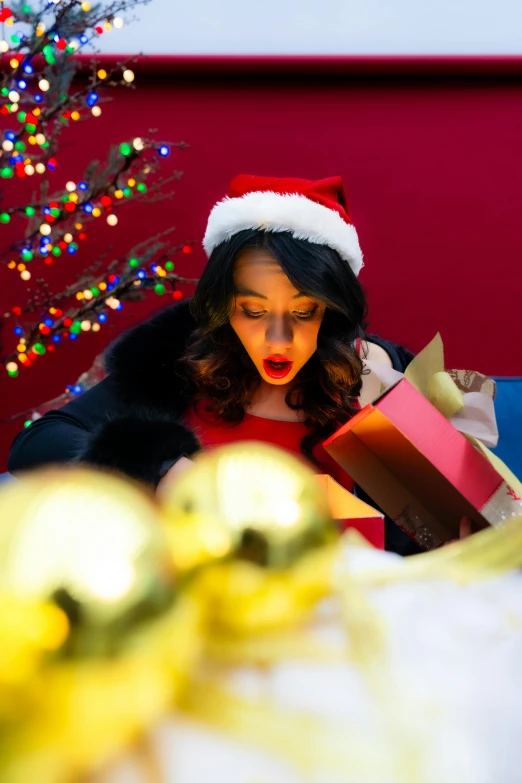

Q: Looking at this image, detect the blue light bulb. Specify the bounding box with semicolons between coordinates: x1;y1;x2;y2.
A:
5;131;15;141
80;34;88;44
14;326;23;335
34;94;42;103
83;203;93;213
23;63;34;75
52;334;60;343
44;318;53;327
17;79;27;90
137;269;146;279
98;313;108;323
158;145;170;157
78;181;88;190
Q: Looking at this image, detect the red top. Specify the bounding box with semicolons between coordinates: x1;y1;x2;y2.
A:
184;401;355;493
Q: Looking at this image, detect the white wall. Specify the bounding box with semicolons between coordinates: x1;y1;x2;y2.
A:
97;0;522;55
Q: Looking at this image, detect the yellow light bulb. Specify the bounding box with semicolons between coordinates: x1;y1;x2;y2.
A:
75;223;83;230
106;214;118;226
9;103;18;113
123;69;135;83
69;192;78;203
91;106;102;117
92;322;101;332
104;20;112;31
75;292;84;301
21;270;31;281
39;224;52;236
38;79;50;92
6;16;14;27
8;261;16;269
71;111;80;121
36;22;45;37
91;207;101;217
28;135;37;145
98;282;107;291
10;58;18;69
127;178;136;187
35;163;46;174
114;190;123;199
17;344;26;353
33;108;41;117
81;1;91;10
97;69;107;79
17;264;26;272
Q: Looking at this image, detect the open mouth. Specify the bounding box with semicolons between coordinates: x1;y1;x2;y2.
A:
263;356;294;379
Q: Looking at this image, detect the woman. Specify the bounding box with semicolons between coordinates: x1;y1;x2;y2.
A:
8;174;416;551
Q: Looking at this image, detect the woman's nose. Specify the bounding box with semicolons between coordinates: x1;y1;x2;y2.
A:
266;314;293;350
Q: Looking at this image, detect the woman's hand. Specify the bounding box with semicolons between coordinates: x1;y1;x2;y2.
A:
156;456;195;499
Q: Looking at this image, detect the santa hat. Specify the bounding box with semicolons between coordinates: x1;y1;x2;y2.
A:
203;174;363;277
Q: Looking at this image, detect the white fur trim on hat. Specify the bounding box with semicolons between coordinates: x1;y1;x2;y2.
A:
203;191;364;276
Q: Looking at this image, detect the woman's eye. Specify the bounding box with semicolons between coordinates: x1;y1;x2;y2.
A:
294;310;316;319
243;309;265;318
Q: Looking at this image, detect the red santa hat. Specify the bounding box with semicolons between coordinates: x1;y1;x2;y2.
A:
203;174;363;277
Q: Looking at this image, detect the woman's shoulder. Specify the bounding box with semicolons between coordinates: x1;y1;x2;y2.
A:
104;299;197;412
363;334;415;373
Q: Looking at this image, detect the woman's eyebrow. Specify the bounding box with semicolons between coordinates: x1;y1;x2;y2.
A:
235;287;308;300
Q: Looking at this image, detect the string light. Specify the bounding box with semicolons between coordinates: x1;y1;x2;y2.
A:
38;78;50;92
21;270;31;280
91;106;102;117
122;69;135;83
2;140;14;152
106;214;118;226
24;164;35;175
92;322;101;332
0;41;9;53
8;90;20;103
81;1;91;10
35;162;46;173
132;137;144;150
97;69;107;79
39;224;52;235
65;181;76;191
81;320;91;331
113;17;124;28
35;133;46;145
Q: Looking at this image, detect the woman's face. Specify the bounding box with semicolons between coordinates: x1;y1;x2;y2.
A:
229;248;325;385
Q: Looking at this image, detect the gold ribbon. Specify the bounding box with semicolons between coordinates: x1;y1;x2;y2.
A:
403;333;522;498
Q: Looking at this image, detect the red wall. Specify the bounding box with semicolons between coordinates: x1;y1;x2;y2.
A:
1;56;522;469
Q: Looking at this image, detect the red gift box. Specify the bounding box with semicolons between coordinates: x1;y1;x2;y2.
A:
323;378;521;549
315;474;385;549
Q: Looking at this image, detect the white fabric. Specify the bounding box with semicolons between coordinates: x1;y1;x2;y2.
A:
96;546;522;783
203;191;364;276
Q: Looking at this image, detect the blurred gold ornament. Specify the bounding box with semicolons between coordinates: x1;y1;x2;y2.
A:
0;468;201;783
161;441;336;573
160;442;339;635
0;467;176;656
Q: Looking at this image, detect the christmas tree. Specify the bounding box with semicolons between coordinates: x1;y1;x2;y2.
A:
0;0;197;425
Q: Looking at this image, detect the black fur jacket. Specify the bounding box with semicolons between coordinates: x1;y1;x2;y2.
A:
9;299;414;487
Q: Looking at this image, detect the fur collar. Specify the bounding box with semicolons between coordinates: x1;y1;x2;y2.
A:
105;299;197;416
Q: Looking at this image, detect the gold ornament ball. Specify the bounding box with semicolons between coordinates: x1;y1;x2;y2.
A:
0;467;177;656
160;441;337;573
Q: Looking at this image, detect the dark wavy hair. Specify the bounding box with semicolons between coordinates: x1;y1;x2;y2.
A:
182;229;368;462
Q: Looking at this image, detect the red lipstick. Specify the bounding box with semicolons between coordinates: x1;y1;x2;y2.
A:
263;355;294;379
